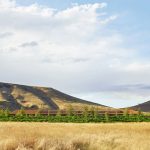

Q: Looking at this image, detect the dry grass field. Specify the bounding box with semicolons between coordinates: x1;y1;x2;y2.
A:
0;123;150;150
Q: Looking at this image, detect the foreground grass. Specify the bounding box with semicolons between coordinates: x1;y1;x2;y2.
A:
0;123;150;150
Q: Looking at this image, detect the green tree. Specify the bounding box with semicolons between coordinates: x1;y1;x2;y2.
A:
105;112;109;122
94;107;99;121
4;108;10;117
137;108;142;122
83;106;89;122
35;109;40;117
137;108;142;116
20;107;25;116
89;106;95;117
48;108;51;116
16;107;25;117
67;104;74;116
123;108;129;117
0;109;4;116
56;109;61;117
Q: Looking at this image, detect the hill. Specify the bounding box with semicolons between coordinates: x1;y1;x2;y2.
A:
0;82;110;111
129;100;150;112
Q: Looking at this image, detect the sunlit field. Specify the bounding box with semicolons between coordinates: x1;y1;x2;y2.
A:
0;122;150;150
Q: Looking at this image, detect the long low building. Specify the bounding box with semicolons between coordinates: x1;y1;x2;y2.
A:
10;109;138;116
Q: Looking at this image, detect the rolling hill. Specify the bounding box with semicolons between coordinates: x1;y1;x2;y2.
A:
129;100;150;112
0;82;110;111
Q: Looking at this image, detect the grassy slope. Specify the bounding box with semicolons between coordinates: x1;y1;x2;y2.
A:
129;100;150;112
0;82;111;111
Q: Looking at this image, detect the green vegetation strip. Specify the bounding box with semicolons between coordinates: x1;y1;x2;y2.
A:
0;108;149;122
0;113;150;123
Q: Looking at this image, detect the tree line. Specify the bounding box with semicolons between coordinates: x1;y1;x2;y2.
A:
0;106;149;122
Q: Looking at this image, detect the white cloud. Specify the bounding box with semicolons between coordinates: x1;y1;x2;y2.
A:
0;32;13;38
124;63;150;71
0;0;149;107
20;41;38;48
0;0;15;8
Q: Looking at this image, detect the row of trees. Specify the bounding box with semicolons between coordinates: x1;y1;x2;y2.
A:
0;105;142;118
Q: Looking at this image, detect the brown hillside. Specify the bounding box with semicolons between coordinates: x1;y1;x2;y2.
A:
0;82;112;111
129;100;150;112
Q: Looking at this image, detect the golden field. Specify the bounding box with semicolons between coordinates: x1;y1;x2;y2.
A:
0;122;150;150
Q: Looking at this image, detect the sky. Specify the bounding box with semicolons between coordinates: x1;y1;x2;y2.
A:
0;0;150;108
